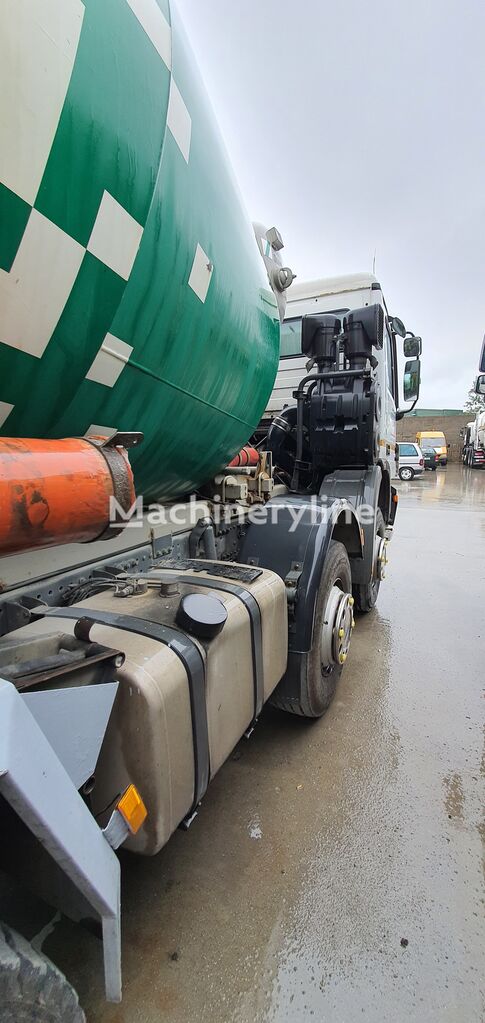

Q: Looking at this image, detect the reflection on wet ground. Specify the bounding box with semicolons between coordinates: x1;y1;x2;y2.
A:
1;466;484;1022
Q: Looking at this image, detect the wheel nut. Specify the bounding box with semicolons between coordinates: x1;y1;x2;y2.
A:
338;627;344;638
349;596;354;606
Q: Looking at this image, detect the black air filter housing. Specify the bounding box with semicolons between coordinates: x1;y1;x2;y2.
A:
301;314;341;363
343;304;384;368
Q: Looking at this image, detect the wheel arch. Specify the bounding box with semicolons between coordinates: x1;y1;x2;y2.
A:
331;507;363;557
239;494;360;655
319;466;383;586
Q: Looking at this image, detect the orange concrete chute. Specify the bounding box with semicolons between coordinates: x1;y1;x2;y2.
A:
0;435;139;555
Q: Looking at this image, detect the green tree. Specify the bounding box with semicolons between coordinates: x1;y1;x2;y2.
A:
463;384;485;414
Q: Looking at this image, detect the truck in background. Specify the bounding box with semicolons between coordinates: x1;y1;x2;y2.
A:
0;3;422;1018
415;431;448;466
466;351;485;467
462;414;485;467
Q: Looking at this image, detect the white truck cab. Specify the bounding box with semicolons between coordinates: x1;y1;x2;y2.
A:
263;272;401;481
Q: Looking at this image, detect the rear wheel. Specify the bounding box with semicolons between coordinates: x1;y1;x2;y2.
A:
353;508;386;614
271;541;353;718
398;466;413;481
0;922;85;1023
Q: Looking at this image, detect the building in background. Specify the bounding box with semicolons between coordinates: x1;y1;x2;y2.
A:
397;410;471;462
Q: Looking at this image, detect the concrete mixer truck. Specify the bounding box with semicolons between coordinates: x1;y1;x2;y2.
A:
0;1;422;1017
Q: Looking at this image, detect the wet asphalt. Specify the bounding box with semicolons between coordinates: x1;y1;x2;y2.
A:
3;464;485;1022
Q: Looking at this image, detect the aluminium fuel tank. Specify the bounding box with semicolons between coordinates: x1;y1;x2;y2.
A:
0;0;281;500
5;562;288;855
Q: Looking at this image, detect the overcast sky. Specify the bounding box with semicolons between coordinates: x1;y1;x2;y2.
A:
177;0;485;410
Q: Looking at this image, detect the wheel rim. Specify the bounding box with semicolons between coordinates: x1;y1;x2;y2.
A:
401;468;412;480
321;585;354;669
375;536;389;581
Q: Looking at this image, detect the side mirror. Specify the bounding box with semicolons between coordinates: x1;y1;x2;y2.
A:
390;316;406;338
475;373;485;395
403;335;422;358
403;359;421;402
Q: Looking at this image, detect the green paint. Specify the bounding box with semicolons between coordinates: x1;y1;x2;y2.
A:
0;184;30;271
0;0;280;501
35;0;171;244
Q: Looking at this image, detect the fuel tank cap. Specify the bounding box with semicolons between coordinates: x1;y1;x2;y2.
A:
176;592;227;640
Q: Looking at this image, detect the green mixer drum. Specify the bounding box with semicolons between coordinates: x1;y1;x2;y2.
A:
0;0;279;499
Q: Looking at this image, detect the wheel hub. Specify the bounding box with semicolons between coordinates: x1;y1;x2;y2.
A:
376;537;389;580
320;586;355;669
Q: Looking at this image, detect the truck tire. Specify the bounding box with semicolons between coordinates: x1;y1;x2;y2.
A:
0;921;85;1023
270;540;352;718
353;508;385;614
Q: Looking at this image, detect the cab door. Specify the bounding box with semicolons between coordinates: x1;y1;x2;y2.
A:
382;318;397;475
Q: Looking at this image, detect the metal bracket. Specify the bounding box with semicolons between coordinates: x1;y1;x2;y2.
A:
0;595;40;633
85;429;143;450
103;431;143;450
0;678;122;1002
284;561;303;608
103;808;131;850
179;806;199;831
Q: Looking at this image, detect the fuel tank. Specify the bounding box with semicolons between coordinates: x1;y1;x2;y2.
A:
0;0;281;500
6;562;288;854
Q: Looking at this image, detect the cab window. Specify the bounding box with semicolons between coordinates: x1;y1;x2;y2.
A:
280;318;302;357
280;308;349;358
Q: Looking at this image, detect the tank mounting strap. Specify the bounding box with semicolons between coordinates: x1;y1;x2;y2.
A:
40;607;209;816
175;575;264;725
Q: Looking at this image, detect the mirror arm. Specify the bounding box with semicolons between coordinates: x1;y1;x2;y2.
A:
396;395;420;421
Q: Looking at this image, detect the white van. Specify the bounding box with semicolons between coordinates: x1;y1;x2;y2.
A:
397;442;424;480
